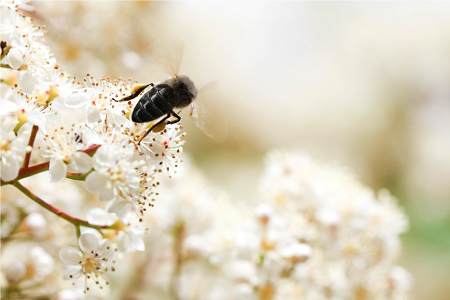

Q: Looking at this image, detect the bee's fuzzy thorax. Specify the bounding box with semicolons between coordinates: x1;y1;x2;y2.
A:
162;75;197;109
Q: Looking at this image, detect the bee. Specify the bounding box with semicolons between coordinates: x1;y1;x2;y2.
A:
113;45;227;144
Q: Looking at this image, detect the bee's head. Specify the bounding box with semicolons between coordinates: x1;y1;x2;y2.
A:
162;75;197;108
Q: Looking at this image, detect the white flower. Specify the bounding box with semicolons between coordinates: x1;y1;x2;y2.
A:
85;145;141;202
63;75;131;128
27;246;55;282
391;266;414;292
1;8;44;40
226;260;258;283
23;212;46;237
183;234;207;259
0;0;34;11
5;259;26;283
255;204;273;226
140;123;186;177
85;144;158;221
0;122;31;182
50;70;84;99
41;126;92;183
59;233;116;292
2;87;57;132
280;243;312;264
4;37;55;88
85;207;146;254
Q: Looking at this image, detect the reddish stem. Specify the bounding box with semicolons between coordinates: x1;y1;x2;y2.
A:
23;125;39;168
1;144;100;185
12;181;111;230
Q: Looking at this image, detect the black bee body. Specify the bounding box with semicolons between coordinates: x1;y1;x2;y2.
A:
131;84;174;123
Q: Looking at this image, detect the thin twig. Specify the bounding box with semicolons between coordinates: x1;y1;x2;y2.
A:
66;170;92;181
23;125;39;168
12;181;112;230
170;223;185;300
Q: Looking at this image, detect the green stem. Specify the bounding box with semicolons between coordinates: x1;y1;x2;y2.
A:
1;64;12;69
1;144;100;185
23;125;39;168
66;170;92;181
12;181;111;230
75;225;81;239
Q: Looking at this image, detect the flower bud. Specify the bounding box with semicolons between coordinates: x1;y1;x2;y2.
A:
281;243;312;264
255;204;273;226
6;260;26;284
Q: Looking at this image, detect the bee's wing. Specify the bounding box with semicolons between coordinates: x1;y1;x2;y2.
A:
190;82;228;143
159;41;184;78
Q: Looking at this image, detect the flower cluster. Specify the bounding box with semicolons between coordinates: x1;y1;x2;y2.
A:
137;153;412;300
253;152;412;300
1;1;186;297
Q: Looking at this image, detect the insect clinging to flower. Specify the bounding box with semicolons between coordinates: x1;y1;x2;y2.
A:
113;44;227;144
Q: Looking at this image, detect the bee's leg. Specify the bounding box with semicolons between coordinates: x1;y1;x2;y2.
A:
112;94;138;102
137;113;170;145
112;83;153;102
166;110;181;125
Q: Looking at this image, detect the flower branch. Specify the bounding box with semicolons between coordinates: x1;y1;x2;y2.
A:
12;181;112;230
23;125;39;168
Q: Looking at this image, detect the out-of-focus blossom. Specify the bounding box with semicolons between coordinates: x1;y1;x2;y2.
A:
23;211;46;237
5;260;26;283
27;246;55;281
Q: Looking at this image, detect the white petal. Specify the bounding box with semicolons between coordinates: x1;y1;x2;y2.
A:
107;198;131;218
0;100;19;115
107;110;128;127
71;152;92;173
99;187;117;202
86;106;101;126
62;265;82;281
80;228;103;240
79;233;99;254
93;146;116;169
86;208;116;226
26;110;46;127
64;93;89;109
59;247;82;266
85;171;108;193
19;71;37;94
5;48;24;69
49;158;67;183
45;112;60;125
117;232;132;254
129;231;145;251
1;157;20;182
86;106;101;127
56;86;71;99
99;239;114;260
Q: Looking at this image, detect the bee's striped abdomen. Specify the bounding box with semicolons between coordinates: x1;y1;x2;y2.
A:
131;84;174;123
